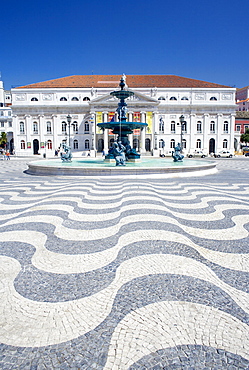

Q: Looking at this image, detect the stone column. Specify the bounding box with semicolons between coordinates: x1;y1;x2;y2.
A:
103;112;109;152
51;114;58;149
217;113;223;152
230;114;235;153
140;112;146;154
128;112;133;122
189;113;196;153
25;115;32;155
127;112;133;146
203;114;209;154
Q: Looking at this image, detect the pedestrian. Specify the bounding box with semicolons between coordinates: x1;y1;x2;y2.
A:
6;151;10;160
87;150;91;157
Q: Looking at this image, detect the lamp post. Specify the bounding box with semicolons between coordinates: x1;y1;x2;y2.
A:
179;115;185;152
154;132;158;150
67;114;72;147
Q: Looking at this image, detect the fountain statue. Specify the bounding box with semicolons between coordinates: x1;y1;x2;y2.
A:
97;76;148;164
172;142;184;162
60;144;72;162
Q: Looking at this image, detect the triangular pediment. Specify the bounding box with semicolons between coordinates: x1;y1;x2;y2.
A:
89;90;159;107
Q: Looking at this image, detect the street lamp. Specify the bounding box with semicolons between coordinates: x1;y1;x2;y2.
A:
67;114;72;147
154;132;158;150
179;115;185;152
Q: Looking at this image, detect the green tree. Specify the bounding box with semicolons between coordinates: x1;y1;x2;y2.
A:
240;128;249;145
0;132;7;148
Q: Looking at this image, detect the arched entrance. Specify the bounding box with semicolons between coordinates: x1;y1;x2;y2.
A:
145;138;151;152
234;138;238;151
209;138;215;154
33;139;39;154
10;138;14;154
97;138;104;152
133;138;139;151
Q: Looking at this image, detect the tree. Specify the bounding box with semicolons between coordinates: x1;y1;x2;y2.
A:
0;132;7;148
240;128;249;145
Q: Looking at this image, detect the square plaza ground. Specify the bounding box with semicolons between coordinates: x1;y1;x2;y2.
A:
0;157;248;369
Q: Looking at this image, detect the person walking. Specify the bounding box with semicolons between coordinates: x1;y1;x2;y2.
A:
6;151;10;160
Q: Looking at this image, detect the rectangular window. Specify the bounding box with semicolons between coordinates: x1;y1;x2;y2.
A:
197;123;202;133
20;122;25;134
47;122;52;134
210;123;215;133
1;122;4;127
8;111;11;116
223;123;229;133
236;125;241;131
8;122;12;127
33;123;38;134
84;123;89;133
171;123;175;133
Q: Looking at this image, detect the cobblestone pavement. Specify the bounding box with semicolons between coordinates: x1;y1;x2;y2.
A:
0;157;248;369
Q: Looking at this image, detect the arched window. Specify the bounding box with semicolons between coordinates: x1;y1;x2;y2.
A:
20;122;25;134
47;121;52;134
31;97;38;101
159;117;164;132
60;97;67;101
83;97;90;101
47;140;52;150
71;97;79;101
197;121;202;133
159;139;165;148
223;139;228;149
72;121;78;133
170;97;177;101
158;96;165;100
20;140;25;149
62;121;67;133
33;121;38;134
210;97;217;101
73;139;78;149
196;139;201;149
85;139;90;149
182;139;187;149
171;121;175;133
84;122;89;132
170;139;175;148
181;97;188;100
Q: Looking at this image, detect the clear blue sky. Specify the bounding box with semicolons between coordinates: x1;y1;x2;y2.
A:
1;0;248;90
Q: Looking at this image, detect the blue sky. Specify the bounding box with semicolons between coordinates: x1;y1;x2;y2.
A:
1;0;248;90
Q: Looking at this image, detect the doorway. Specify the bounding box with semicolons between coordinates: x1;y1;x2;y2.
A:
209;138;215;154
33;139;39;154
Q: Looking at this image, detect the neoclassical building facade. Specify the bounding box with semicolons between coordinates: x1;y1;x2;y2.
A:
11;75;236;157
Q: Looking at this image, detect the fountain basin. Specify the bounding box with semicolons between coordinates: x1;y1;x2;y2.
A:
25;157;217;178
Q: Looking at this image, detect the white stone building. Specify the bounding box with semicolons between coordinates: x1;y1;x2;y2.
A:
0;79;13;152
11;75;236;157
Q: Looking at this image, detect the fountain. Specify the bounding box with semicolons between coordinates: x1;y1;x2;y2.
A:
97;76;147;165
25;75;217;178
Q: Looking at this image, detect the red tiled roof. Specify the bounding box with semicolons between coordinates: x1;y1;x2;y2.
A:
237;98;249;103
16;75;230;89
